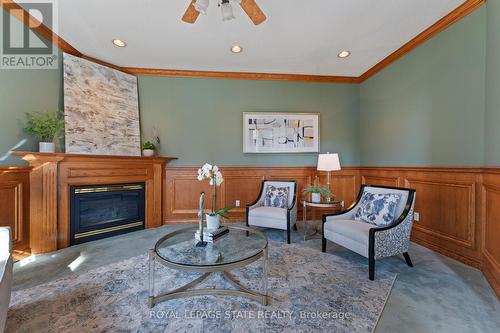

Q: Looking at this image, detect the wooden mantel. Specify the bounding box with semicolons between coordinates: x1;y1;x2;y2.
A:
11;151;177;254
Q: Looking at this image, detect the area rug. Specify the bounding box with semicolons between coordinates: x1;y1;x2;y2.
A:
7;242;396;333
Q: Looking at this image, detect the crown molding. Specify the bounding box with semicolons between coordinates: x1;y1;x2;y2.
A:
0;0;81;57
1;0;485;83
358;0;486;82
123;67;361;83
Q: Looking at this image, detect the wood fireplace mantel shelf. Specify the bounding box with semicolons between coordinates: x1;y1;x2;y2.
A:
11;151;177;254
11;151;177;165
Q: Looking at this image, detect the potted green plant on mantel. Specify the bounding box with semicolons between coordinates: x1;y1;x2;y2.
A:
23;110;64;153
197;163;235;230
142;141;156;157
303;184;332;203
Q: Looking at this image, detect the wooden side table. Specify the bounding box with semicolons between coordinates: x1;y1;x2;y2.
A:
301;200;344;240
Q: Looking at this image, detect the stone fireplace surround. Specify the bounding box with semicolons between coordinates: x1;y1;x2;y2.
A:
12;151;176;254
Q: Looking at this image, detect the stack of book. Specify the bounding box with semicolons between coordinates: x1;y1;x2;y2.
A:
195;226;229;243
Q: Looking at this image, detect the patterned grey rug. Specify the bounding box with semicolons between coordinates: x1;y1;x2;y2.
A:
7;242;395;333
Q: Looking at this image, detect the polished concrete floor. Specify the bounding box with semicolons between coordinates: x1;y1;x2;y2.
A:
13;224;500;333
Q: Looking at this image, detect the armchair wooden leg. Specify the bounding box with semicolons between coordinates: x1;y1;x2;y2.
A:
287;228;291;244
322;237;326;252
369;256;375;280
293;224;297;231
403;252;413;267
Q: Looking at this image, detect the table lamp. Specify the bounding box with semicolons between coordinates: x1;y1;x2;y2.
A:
317;153;341;202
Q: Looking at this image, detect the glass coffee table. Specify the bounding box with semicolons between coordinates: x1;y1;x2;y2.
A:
148;225;268;307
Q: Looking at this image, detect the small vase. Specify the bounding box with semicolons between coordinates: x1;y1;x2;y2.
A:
206;214;220;231
39;142;55;153
311;192;321;203
142;149;155;157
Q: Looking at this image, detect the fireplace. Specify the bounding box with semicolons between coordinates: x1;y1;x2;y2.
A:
70;183;145;245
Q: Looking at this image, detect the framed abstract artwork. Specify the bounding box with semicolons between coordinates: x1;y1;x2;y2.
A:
243;112;320;153
63;53;141;156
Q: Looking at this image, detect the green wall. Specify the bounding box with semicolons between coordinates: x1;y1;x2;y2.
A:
485;0;500;165
0;66;62;166
1;4;497;168
138;77;360;166
359;7;487;166
0;8;62;166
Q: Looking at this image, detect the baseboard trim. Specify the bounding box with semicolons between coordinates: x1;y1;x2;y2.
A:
411;236;482;269
483;252;500;298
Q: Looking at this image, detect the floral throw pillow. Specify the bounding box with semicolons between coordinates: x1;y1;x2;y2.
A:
354;192;402;226
264;185;289;209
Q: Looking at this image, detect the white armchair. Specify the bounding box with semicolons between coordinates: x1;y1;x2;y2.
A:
322;185;416;280
246;180;298;244
0;227;13;333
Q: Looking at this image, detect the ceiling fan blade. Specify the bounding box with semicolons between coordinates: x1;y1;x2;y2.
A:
240;0;267;25
182;0;200;24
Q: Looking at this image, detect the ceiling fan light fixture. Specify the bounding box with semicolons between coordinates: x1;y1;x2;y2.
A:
194;0;210;14
337;50;351;58
221;0;235;21
112;39;127;47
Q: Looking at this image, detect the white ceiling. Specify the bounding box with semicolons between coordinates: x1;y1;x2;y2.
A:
48;0;465;76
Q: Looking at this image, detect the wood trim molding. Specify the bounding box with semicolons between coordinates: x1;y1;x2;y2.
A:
122;67;361;84
0;167;31;260
481;179;500;297
0;0;485;83
358;0;486;82
0;0;81;57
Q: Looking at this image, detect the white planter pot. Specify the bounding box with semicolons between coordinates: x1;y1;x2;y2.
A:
311;192;321;203
39;142;55;153
142;149;155;157
206;214;220;231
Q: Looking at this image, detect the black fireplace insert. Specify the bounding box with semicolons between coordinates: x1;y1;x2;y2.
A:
70;183;145;245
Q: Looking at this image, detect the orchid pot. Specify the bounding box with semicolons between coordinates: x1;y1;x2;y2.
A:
206;214;220;231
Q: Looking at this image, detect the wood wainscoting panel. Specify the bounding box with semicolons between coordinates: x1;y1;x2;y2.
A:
404;171;482;268
164;167;360;224
407;179;475;248
165;168;222;222
0;167;30;253
404;171;482;267
361;175;401;187
358;167;483;267
482;171;500;297
222;174;263;219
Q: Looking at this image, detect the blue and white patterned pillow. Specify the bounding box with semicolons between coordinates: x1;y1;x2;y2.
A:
354;192;402;226
264;185;289;209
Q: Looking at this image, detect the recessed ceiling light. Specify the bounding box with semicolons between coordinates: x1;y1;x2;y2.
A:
112;39;127;47
231;45;243;53
337;50;351;58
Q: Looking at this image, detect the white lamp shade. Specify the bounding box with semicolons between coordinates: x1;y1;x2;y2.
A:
317;153;341;171
194;0;209;14
221;2;235;21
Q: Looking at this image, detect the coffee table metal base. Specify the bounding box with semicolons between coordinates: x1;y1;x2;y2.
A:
148;248;268;308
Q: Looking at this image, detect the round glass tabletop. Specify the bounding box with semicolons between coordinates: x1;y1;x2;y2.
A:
154;226;268;267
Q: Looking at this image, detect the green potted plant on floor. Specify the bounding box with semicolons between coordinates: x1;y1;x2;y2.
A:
303;184;332;203
23;110;65;153
142;141;156;157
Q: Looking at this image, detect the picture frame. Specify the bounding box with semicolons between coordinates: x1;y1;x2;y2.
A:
243;112;320;153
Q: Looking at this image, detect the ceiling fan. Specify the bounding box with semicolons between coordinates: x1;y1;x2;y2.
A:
182;0;267;25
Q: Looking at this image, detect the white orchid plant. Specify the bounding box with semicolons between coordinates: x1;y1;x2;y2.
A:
197;163;235;217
